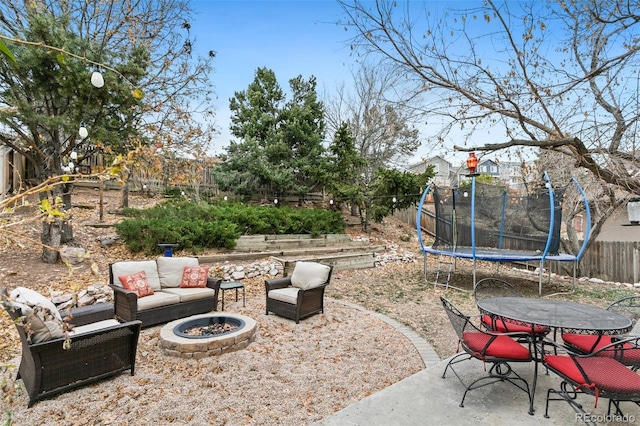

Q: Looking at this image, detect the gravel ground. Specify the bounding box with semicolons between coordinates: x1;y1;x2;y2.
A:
1;280;423;425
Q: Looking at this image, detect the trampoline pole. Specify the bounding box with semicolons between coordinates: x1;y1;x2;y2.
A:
473;259;477;288
538;260;543;295
423;252;428;282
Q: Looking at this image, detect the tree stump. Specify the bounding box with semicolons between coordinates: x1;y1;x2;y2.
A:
41;220;64;264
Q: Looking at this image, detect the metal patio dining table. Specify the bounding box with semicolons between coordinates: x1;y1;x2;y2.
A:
476;297;633;415
477;297;633;335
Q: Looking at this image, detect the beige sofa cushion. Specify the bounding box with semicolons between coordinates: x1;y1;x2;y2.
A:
268;287;300;305
111;260;162;291
157;256;199;288
136;291;180;311
162;287;216;303
290;261;331;290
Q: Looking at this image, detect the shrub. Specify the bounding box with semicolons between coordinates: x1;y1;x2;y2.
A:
114;201;345;254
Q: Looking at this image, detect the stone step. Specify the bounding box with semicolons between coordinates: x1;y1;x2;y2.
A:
198;245;385;264
197;234;383;273
233;234;361;252
271;252;377;276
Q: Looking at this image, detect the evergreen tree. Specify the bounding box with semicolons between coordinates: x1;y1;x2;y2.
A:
216;67;326;200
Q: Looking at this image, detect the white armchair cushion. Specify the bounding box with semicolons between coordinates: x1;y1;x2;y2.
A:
111;260;162;291
156;256;199;288
70;319;121;335
10;287;64;343
10;287;61;320
268;287;300;305
290;261;331;290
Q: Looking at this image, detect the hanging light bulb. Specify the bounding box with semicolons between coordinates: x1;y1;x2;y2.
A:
79;125;88;139
70;151;78;160
91;70;104;88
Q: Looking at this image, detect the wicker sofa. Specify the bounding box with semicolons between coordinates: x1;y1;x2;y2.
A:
265;261;333;323
1;287;141;408
109;257;221;328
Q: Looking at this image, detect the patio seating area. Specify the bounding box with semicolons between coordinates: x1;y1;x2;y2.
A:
431;284;640;425
4;262;640;425
324;287;640;426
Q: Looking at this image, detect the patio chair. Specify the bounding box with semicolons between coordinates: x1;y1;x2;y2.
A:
562;295;640;356
473;278;549;336
1;287;142;407
440;296;535;414
543;336;640;424
265;261;333;324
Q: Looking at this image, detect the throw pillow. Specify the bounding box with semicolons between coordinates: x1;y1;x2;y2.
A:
111;260;162;291
118;271;155;297
180;266;210;288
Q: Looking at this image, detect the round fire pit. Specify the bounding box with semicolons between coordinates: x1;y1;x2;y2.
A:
160;313;257;359
173;316;246;339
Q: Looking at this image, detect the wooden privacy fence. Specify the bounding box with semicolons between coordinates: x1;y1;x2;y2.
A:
580;241;640;284
395;206;640;285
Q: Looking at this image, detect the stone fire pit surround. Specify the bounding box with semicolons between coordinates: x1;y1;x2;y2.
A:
160;313;257;359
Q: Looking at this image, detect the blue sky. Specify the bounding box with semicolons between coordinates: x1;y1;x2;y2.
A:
190;0;356;155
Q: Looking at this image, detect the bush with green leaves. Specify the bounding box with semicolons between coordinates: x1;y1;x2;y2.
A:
115;200;346;254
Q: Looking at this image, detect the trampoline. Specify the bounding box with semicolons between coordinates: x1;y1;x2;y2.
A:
416;172;591;295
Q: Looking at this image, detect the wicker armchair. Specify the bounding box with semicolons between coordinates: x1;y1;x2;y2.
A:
1;288;141;408
265;261;333;323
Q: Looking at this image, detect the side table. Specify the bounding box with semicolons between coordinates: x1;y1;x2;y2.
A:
220;281;245;311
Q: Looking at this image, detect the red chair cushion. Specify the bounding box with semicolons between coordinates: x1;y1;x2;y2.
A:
562;334;613;352
462;331;531;360
545;355;640;394
562;334;640;364
482;314;548;334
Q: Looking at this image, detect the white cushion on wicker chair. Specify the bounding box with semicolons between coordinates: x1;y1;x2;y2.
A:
9;287;64;343
111;260;162;291
136;291;180;311
290;261;331;290
162;287;216;302
156;256;199;288
268;287;300;304
70;319;121;335
10;286;61;320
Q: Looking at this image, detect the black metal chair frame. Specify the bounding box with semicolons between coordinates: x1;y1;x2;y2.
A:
440;296;535;414
562;295;640;355
607;295;640;327
543;336;640;425
473;278;550;341
473;277;524;302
